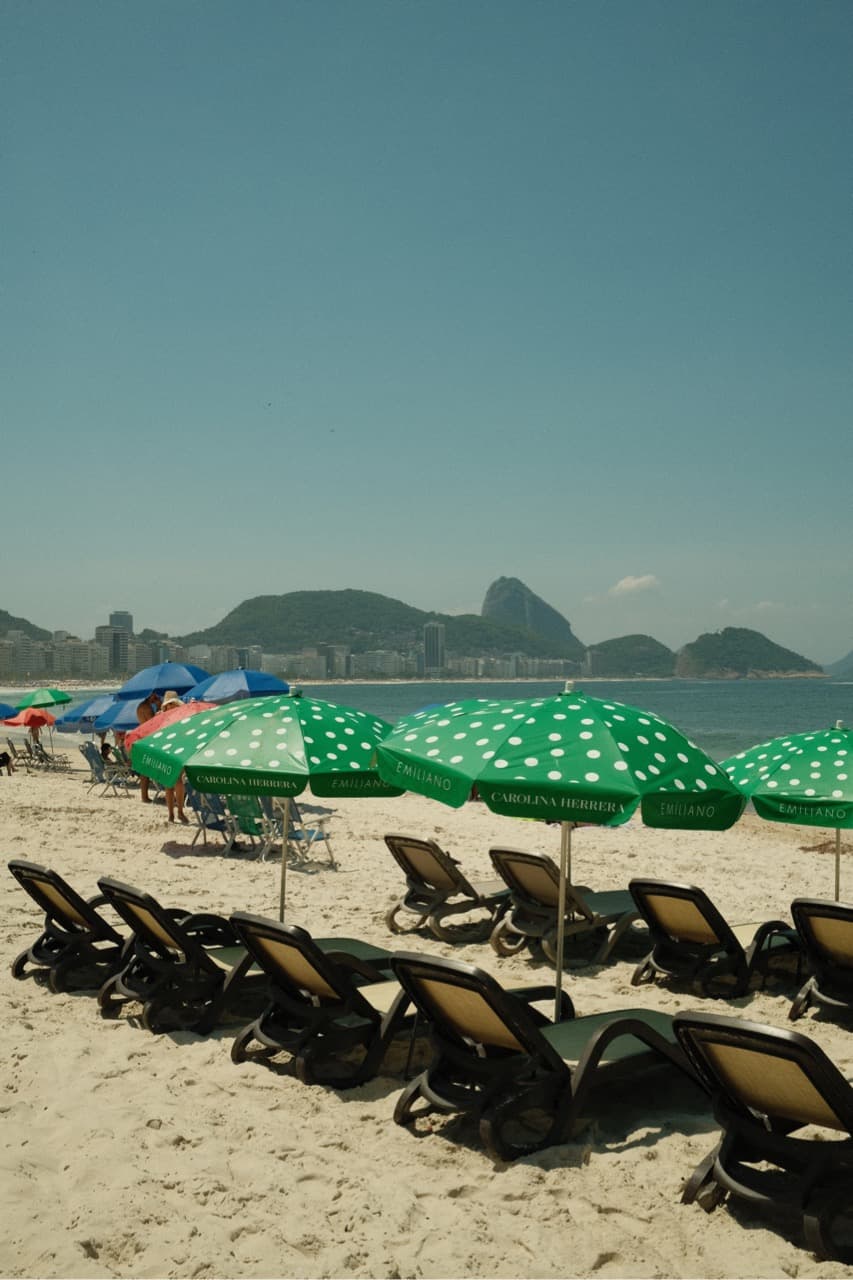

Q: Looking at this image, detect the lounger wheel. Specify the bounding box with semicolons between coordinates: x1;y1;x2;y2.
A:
479;1095;565;1162
681;1149;722;1209
11;949;30;980
540;926;608;968
230;1023;256;1064
489;917;528;957
803;1180;853;1262
384;903;423;935
97;975;124;1018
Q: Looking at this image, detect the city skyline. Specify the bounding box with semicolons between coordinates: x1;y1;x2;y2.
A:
3;2;851;663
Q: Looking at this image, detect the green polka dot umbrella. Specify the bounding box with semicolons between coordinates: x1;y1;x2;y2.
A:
722;722;853;899
130;692;403;919
376;683;744;1015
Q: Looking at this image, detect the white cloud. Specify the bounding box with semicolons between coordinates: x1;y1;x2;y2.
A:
608;574;661;597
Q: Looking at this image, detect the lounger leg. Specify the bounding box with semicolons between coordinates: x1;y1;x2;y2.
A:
789;977;816;1021
681;1144;725;1209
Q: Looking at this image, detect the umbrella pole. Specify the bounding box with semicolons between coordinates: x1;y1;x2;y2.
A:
835;827;841;902
279;797;290;922
554;822;572;1022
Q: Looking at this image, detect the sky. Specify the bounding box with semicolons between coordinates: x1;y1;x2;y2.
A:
3;0;851;664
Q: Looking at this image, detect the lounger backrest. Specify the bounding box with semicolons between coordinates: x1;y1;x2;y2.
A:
384;835;470;894
8;859;120;940
630;880;734;949
97;877;204;963
392;952;565;1068
230;913;364;1007
791;899;853;972
490;848;562;907
674;1012;853;1134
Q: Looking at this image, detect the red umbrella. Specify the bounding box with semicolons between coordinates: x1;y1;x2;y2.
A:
4;708;56;728
124;701;217;748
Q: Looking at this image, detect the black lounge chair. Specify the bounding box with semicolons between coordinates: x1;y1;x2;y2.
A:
674;1010;853;1263
488;847;641;965
96;877;266;1033
383;833;510;942
229;914;412;1087
9;859;129;992
629;878;800;997
790;897;853;1022
390;951;691;1161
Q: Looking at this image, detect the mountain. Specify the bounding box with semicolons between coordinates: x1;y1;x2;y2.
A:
178;589;571;658
584;634;676;677
481;578;585;658
825;649;853;679
0;609;51;641
675;627;824;678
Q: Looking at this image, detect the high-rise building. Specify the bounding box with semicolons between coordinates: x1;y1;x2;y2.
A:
109;610;134;634
423;621;446;674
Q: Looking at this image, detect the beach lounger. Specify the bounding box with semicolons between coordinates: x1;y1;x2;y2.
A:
789;897;853;1022
674;1010;853;1262
96;877;266;1033
488;847;641;965
629;878;800;997
390;952;691;1161
9;859;129;992
384;833;510;942
229;914;413;1087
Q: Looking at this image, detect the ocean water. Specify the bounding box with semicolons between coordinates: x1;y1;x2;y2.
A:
17;677;853;762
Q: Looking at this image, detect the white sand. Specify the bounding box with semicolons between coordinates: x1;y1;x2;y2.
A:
2;757;852;1279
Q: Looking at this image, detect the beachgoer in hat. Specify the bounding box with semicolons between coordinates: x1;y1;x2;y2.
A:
159;693;188;824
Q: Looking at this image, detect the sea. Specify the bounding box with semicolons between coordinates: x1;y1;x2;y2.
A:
14;677;853;763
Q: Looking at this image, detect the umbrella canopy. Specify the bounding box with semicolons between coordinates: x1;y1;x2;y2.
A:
722;721;853;899
130;692;403;919
54;694;117;733
114;662;210;701
125;700;217;748
182;669;289;703
93;699;147;734
4;707;56;727
376;682;745;1018
16;687;72;709
0;702;18;720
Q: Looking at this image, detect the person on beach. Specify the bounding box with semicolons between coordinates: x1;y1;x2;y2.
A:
0;750;14;776
159;692;188;824
135;693;161;802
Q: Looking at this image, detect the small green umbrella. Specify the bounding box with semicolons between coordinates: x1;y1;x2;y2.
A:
16;687;73;710
130;691;403;919
377;682;745;1016
722;721;853;900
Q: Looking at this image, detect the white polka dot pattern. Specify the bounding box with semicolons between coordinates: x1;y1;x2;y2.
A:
376;690;744;828
130;694;402;797
722;726;853;828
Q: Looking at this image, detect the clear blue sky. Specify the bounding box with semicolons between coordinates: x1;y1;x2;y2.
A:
3;0;851;663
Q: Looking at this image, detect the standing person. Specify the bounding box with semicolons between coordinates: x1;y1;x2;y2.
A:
159;692;188;823
135;693;161;803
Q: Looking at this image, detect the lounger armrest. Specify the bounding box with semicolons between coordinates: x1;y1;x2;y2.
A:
181;912;239;945
507;984;576;1020
325;952;395;983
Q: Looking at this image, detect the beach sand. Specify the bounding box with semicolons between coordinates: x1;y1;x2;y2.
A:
2;758;852;1279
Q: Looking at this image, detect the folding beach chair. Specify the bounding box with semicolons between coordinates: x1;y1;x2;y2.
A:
229;914;412;1087
384;833;510;942
79;740;135;797
629;878;800;997
675;1010;853;1262
226;794;280;860
790;897;853;1022
390;952;692;1161
285;801;336;868
96;877;267;1033
9;859;129;992
6;738;31;773
489;847;641;965
183;783;235;850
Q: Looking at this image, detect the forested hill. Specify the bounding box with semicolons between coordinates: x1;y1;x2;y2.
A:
177;589;572;658
675;627;823;678
0;609;51;640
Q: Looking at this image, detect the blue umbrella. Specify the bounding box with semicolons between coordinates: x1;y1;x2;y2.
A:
0;702;18;720
182;669;289;703
55;695;117;733
114;662;210;701
94;699;148;733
